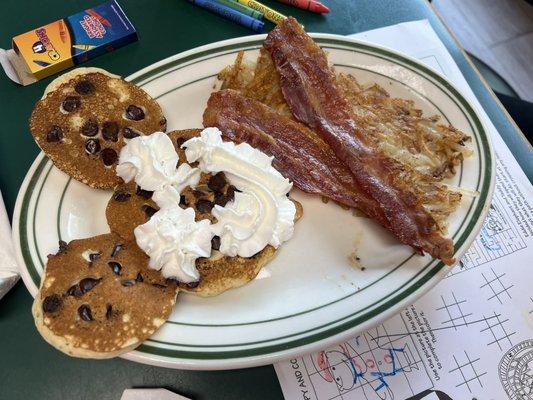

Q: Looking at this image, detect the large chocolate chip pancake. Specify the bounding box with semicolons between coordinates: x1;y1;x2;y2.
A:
106;129;303;297
29;67;167;189
32;233;178;358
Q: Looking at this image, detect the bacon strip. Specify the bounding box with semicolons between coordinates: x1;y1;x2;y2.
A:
264;18;454;264
203;90;391;228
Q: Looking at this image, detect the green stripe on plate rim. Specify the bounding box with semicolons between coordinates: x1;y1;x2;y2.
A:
18;37;493;359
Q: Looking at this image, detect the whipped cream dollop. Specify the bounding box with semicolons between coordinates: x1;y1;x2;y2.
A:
184;127;296;257
117;133;205;283
116;133;200;191
134;206;212;282
117;128;297;282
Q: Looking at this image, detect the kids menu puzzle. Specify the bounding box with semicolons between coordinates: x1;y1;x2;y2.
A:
275;20;533;400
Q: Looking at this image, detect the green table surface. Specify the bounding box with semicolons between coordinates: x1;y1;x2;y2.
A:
1;1;531;399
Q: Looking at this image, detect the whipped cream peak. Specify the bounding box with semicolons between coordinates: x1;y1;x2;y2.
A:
134;207;212;283
117;132;200;192
184;127;296;258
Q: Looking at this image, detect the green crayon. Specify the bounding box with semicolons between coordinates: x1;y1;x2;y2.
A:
214;0;264;20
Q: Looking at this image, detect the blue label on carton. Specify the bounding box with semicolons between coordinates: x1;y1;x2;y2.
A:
67;0;137;63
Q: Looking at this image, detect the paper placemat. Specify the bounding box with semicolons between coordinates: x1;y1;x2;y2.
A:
275;19;533;400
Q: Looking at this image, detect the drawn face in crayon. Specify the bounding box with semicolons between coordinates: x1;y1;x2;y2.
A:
316;347;359;391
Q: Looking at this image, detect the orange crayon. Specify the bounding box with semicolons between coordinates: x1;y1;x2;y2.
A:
275;0;329;13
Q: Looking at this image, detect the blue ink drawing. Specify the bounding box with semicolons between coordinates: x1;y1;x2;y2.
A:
313;342;407;399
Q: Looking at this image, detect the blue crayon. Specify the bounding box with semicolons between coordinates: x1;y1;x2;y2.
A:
187;0;264;33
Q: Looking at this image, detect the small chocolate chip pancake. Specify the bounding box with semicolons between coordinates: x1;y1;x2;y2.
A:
106;129;303;297
32;233;178;359
29;67;167;189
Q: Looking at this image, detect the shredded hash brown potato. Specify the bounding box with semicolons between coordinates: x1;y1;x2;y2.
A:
218;49;472;233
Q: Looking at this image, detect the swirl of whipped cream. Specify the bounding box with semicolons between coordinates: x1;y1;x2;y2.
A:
184;127;296;257
134;206;212;283
116;132;200;191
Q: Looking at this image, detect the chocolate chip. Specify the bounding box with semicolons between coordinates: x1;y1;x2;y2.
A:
176;137;186;148
125;105;145;121
78;304;93;321
67;277;101;297
196;199;214;213
101;148;118;166
58;240;68;254
75;80;95;95
179;195;187;206
85;139;101;155
135;186;153;199
113;191;131;202
193;189;206;198
226;185;237;201
81;120;98;137
102;122;119;142
42;294;61;313
123;127;140;139
88;252;101;263
186;280;199;289
105;304;113;319
211;236;221;250
111;243;123;257
152;283;167;289
208;172;226;192
66;284;84;297
121;279;136;287
108;261;122;275
46;125;63;142
214;193;228;207
142;205;158;219
62;96;81;112
136;273;143;282
79;277;101;292
160;117;167;127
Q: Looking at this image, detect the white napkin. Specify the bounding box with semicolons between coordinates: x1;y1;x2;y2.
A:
121;389;190;400
0;191;19;300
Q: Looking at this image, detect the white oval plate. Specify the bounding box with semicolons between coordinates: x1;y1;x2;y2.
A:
13;34;494;370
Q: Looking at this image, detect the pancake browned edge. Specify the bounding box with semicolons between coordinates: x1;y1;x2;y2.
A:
32;233;178;359
106;129;304;297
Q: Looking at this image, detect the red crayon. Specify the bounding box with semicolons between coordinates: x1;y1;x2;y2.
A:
275;0;329;14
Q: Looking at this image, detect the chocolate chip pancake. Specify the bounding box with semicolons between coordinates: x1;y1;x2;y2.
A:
32;233;178;358
29;67;167;189
106;129;303;297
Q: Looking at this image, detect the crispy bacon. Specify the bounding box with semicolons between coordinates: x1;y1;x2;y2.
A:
203;89;390;228
264;17;454;264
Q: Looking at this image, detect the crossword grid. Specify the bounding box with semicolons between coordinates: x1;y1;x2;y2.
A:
302;319;432;400
449;194;527;277
436;292;472;329
479;312;516;351
449;351;487;393
479;268;513;304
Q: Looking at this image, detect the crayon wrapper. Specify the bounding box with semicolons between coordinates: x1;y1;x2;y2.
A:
10;0;137;83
